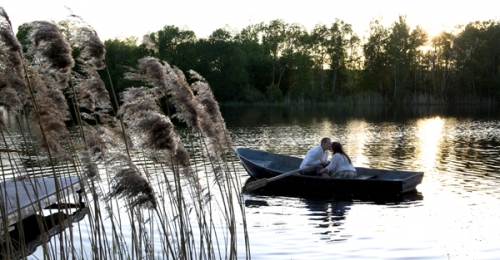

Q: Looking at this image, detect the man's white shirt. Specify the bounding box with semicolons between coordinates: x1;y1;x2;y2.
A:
299;145;329;169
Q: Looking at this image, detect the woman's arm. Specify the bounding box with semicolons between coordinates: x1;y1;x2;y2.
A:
326;153;340;172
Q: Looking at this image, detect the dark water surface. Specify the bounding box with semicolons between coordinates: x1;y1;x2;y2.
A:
223;104;500;260
3;104;500;259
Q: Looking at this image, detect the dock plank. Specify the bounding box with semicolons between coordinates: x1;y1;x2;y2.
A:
0;177;83;234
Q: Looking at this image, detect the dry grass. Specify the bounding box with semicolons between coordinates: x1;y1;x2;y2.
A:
0;7;248;260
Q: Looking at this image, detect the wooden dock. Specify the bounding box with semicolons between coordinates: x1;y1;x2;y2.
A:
0;176;84;236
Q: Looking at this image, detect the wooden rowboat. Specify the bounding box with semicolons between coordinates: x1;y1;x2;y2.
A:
236;148;424;195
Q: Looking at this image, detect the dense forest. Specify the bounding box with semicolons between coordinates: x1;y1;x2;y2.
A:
20;15;500;105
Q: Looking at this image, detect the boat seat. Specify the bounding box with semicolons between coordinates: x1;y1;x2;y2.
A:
357;175;377;180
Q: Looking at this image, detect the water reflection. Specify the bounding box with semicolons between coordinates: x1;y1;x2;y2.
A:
229;105;500;259
221;104;500;128
344;119;369;165
243;177;424;246
317;120;334;141
3;104;500;259
414;116;445;171
228;105;500;193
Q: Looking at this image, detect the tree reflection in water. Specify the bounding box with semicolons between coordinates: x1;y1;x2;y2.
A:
242;177;423;242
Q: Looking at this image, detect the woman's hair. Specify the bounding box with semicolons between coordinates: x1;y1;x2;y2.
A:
331;142;352;164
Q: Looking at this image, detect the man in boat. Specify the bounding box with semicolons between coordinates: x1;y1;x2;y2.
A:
299;137;331;176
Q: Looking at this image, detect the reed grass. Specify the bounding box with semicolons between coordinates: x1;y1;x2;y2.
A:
0;7;249;260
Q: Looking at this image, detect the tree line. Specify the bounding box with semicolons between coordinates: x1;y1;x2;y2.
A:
63;15;500;104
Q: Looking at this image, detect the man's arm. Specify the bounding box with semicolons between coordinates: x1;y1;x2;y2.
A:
301;147;321;167
303;155;321;167
321;151;329;166
308;148;325;166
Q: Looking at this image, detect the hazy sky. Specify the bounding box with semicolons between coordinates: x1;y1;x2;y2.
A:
2;0;499;41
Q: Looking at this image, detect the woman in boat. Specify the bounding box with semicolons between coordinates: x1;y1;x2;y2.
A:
319;142;356;178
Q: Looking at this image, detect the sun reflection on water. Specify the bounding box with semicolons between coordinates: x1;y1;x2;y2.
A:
318;119;334;141
345;119;369;166
414;116;445;172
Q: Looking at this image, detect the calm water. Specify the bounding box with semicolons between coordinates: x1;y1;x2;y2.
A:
3;104;500;259
223;104;500;260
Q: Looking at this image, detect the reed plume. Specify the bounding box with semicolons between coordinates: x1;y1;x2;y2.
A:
118;86;161;120
125;57;201;133
62;15;111;122
166;65;203;132
142;34;158;54
189;70;232;149
24;21;74;155
131;111;177;151
0;7;12;27
0;70;28;110
62;14;106;70
97;116;134;149
123;58;193;166
27;21;74;74
0;70;5;88
61;16;115;186
125;57;233;183
174;144;190;168
78;123;107;178
0;7;22;69
0;8;249;259
106;154;157;209
0;7;29;110
30;72;71;157
73;109;157;208
0;83;22;112
73;77;112;120
0;25;22;70
79;150;99;179
84;78;110;111
74;79;96;112
165;65;229;153
125;57;167;91
73;26;106;69
118;86;189;167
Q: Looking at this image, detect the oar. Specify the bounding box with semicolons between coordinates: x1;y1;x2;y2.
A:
243;165;318;193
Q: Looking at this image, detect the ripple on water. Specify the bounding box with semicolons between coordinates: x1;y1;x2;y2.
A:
3;105;494;259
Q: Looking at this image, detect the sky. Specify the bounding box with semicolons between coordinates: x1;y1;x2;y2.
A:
1;0;499;41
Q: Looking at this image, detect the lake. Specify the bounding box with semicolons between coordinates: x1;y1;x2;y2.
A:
3;103;500;259
222;104;500;259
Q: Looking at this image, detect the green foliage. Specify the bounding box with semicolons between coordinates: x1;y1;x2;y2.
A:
265;84;283;102
97;17;500;104
100;37;147;107
240;85;265;103
146;25;196;66
15;23;31;58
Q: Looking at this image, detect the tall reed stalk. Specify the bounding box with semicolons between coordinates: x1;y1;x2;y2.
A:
0;7;249;260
